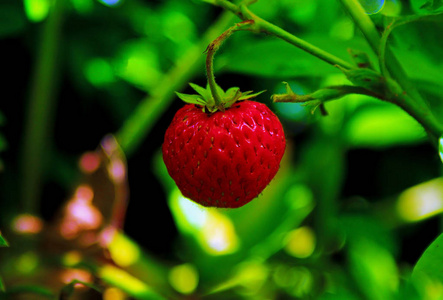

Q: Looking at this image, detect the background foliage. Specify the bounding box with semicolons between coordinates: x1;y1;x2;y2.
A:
1;0;443;299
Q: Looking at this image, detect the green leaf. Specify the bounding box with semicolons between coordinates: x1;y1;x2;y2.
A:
0;233;8;247
175;92;205;106
344;101;426;148
348;238;399;300
218;36;373;78
411;0;443;13
412;234;443;282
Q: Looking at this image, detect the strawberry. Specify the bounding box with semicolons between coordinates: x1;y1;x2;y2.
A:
162;83;286;208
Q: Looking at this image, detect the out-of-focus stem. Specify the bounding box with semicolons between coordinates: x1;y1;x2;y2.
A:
21;0;64;214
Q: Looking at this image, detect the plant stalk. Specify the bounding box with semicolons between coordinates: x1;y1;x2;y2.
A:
115;11;237;155
20;0;64;214
205;20;254;110
339;0;443;141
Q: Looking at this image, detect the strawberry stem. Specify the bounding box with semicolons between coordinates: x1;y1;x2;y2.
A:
205;20;254;111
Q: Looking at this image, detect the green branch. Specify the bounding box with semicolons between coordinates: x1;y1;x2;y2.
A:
339;0;443;142
205;20;254;110
210;0;354;70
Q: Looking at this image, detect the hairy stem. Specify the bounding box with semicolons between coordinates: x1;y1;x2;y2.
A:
205;20;254;110
115;11;236;155
240;5;354;70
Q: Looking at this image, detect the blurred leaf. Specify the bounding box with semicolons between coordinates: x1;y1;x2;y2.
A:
0;4;26;38
412;233;443;282
0;276;4;292
348;238;399;300
0;233;8;247
340;214;397;256
411;0;443;13
387;14;443;85
344;101;426;148
99;265;166;300
218;36;371;78
3;285;54;298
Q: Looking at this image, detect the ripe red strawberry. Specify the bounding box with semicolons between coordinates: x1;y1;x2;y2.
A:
162;84;286;208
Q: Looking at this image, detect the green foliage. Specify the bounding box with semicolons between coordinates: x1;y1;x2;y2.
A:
0;0;443;299
412;234;443;282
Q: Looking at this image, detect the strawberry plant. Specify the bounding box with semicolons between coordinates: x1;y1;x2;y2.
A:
1;0;443;299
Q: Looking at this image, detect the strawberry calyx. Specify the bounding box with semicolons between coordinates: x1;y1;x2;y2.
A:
176;83;265;113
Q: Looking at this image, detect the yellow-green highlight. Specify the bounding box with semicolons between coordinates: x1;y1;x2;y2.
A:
24;0;50;22
169;189;240;255
99;265;164;300
397;178;443;222
168;263;198;294
108;231;141;267
284;226;316;258
439;137;443;163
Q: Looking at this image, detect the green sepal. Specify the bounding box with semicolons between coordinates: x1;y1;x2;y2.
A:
176;83;266;113
175;92;206;106
189;82;211;100
239;90;266;100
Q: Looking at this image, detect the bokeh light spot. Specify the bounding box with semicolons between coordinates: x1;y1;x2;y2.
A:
236;261;268;294
284;226;316;258
12;214;43;234
61;268;93;288
85;58;115;87
16;252;39;274
381;0;401;16
169;190;239;255
24;0;50;22
168;263;199;294
358;0;385;15
397;178;443;222
98;0;121;7
79;152;101;174
103;287;126;300
108;158;126;183
63;251;82;267
108;232;141;267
